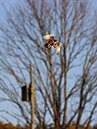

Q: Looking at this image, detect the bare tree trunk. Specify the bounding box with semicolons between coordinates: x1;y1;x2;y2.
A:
63;45;68;125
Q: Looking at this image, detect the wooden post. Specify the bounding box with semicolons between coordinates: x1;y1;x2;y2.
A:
30;63;34;129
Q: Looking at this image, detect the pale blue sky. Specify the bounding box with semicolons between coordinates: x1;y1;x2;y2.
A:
0;0;97;126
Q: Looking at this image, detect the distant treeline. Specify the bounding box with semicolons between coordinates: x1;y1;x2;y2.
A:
0;121;29;129
0;121;97;129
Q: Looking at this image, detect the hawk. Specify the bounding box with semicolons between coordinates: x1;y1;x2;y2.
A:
43;34;62;54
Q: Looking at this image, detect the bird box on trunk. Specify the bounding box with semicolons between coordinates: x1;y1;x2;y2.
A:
21;84;31;101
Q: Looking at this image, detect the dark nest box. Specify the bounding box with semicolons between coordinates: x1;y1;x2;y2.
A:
22;84;31;101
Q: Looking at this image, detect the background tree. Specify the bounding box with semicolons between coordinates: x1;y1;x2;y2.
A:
0;0;97;129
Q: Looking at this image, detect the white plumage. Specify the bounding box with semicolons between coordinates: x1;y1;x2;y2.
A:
55;43;62;54
43;34;54;40
43;34;62;54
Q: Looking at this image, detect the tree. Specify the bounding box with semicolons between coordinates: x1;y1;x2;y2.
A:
0;0;97;129
0;120;23;129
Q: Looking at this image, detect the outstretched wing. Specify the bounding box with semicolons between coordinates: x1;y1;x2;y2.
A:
43;34;54;41
54;42;62;54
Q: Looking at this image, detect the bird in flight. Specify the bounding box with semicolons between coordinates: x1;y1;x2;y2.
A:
43;34;62;54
